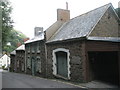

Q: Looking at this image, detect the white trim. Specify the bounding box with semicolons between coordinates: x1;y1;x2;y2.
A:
52;48;70;79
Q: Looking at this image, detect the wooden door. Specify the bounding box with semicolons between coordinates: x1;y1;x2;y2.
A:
56;51;68;78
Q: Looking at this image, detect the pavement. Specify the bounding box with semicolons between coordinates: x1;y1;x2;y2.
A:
2;71;84;88
79;80;119;88
1;70;119;89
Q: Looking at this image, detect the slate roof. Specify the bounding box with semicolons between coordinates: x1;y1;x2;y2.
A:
25;33;44;44
47;3;115;43
16;45;25;51
10;50;16;55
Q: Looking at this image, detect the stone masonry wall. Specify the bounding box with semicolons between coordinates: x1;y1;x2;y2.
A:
90;7;119;37
10;55;16;72
25;40;46;77
16;50;25;73
46;40;85;82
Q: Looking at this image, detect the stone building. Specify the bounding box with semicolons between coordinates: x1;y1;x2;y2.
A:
10;50;16;72
45;3;120;85
15;45;25;73
25;27;46;77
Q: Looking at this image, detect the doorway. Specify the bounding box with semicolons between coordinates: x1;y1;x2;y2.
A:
55;51;68;78
88;51;119;85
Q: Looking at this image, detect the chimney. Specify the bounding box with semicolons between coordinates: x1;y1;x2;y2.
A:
57;5;70;22
66;2;68;10
34;27;43;37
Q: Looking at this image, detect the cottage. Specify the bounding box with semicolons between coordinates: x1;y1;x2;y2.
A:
10;50;16;72
0;54;10;69
15;45;25;73
45;3;120;85
25;27;46;77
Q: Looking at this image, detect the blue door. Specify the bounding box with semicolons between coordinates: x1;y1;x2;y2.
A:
56;51;68;78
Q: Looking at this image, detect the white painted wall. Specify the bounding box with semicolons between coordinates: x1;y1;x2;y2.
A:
0;54;10;68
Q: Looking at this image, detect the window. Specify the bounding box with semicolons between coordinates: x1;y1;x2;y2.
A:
27;45;30;53
32;44;35;53
36;57;41;73
37;42;40;53
27;56;31;69
22;63;24;71
17;61;19;68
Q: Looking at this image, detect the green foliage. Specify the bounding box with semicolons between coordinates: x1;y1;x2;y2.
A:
3;29;27;53
115;8;120;18
2;65;5;69
0;0;13;50
0;1;27;54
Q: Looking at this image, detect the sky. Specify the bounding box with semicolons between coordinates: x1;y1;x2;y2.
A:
9;0;119;38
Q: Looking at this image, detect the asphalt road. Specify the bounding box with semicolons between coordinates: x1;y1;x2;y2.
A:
2;71;83;88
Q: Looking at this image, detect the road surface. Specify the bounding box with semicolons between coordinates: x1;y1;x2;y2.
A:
2;71;83;88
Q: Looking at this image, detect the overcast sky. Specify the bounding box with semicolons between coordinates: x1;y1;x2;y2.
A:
10;0;119;38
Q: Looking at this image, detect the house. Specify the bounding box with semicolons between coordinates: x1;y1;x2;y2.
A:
15;44;25;73
10;50;16;72
0;54;10;69
45;3;120;85
25;27;46;77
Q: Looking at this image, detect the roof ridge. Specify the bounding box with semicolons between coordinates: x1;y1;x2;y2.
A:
70;3;112;21
48;3;113;43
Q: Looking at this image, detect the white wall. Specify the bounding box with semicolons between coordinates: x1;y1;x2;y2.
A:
0;54;10;68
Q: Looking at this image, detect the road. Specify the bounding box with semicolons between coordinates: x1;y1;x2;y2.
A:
2;71;84;88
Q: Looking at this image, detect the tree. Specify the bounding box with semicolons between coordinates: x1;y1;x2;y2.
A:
115;8;120;18
3;29;28;53
0;0;13;51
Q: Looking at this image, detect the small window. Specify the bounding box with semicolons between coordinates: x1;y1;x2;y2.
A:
36;57;41;73
27;45;30;53
17;61;19;68
27;56;31;69
22;63;24;71
37;42;40;53
108;15;111;19
32;44;35;53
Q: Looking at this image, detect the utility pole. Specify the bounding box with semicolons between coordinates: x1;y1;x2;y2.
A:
0;7;2;57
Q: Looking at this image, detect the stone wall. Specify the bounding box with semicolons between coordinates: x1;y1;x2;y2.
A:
90;7;119;37
25;40;46;77
10;54;16;72
46;40;85;82
15;50;25;73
